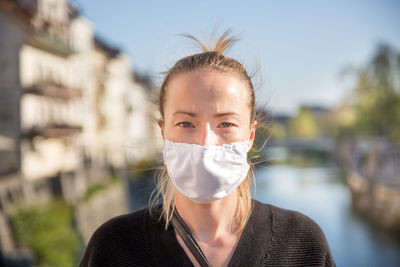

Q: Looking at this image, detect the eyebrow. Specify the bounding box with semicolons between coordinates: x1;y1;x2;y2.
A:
173;110;240;118
214;112;240;118
173;111;197;117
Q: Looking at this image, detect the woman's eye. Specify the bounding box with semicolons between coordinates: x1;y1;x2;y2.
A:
220;122;233;128
178;121;193;128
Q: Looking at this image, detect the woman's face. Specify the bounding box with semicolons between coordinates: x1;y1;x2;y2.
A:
160;70;257;149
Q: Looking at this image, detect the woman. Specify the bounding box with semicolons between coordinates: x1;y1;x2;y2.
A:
80;32;336;267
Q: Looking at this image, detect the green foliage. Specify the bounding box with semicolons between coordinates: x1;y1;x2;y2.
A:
10;199;81;267
248;148;269;166
81;183;106;201
254;123;270;147
289;107;319;139
80;174;121;202
270;123;287;140
351;44;400;141
248;118;272;166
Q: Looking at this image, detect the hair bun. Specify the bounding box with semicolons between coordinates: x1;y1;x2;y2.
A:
181;29;239;54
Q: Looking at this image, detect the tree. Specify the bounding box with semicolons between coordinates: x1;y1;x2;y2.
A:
352;44;400;140
289;106;319;139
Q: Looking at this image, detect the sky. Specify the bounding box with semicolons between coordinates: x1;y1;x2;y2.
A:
73;0;400;115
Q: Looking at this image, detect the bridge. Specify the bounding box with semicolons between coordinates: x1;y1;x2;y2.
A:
267;138;335;153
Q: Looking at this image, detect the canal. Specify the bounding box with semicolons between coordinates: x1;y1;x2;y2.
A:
128;163;400;267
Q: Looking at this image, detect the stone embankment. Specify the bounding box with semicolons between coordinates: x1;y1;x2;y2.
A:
75;182;129;244
347;171;400;234
337;137;400;235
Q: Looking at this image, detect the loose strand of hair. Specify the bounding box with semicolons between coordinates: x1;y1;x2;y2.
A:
180;33;208;52
215;30;239;54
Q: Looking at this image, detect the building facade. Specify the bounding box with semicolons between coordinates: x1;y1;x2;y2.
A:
0;1;160;256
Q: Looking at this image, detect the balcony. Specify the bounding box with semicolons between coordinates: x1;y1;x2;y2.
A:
40;124;82;138
24;81;82;101
27;31;74;58
24;124;82;139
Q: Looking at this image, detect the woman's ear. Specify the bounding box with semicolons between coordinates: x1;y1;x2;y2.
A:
158;119;165;142
248;120;258;151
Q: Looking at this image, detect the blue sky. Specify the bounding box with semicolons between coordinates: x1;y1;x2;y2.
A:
73;0;400;115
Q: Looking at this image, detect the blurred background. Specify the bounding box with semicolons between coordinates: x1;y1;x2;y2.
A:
0;0;399;266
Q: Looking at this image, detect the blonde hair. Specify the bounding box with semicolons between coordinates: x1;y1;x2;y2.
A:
151;30;259;232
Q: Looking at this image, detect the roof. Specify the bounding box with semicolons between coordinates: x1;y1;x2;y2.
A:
94;36;120;58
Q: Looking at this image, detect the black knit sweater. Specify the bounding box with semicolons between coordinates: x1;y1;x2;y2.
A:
79;200;336;266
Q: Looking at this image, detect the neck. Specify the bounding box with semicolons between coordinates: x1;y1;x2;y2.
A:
174;191;240;243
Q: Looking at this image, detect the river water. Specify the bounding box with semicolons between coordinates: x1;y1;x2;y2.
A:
254;164;400;267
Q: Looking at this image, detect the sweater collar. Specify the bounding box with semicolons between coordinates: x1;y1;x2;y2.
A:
146;200;273;266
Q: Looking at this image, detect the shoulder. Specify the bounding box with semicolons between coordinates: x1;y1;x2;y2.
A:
92;205;151;237
272;204;325;236
253;200;326;242
253;200;336;266
79;206;160;267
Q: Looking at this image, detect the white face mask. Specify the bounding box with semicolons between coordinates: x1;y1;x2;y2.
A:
162;139;250;203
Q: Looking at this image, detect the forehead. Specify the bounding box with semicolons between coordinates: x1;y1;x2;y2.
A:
164;70;250;114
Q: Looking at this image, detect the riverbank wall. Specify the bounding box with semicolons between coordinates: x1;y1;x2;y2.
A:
337;137;400;236
347;171;400;235
75;182;129;244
